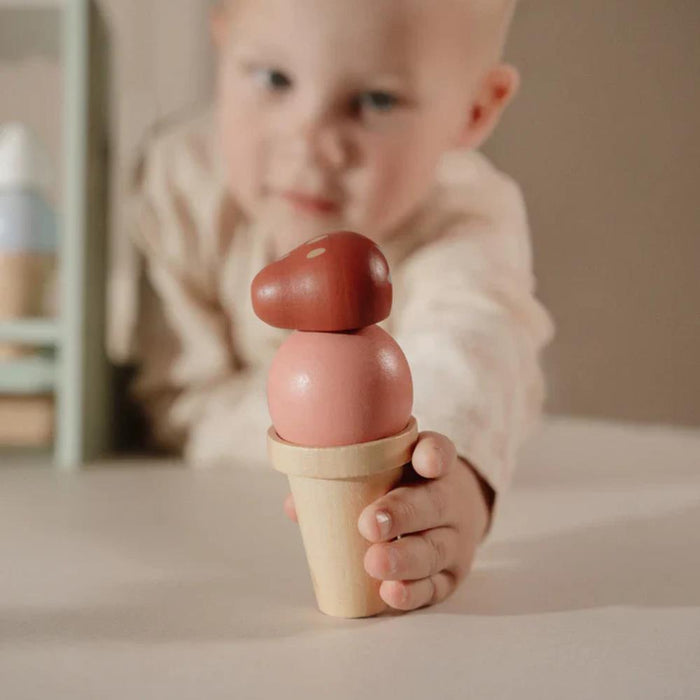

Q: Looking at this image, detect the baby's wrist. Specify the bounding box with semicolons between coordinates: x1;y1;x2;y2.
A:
457;457;495;538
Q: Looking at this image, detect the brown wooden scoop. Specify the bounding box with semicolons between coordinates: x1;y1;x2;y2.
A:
251;231;392;331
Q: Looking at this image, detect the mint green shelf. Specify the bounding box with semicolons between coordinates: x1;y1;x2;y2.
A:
0;319;59;345
1;0;112;468
0;355;56;394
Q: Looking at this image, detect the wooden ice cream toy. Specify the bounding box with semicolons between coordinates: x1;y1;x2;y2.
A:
251;231;418;618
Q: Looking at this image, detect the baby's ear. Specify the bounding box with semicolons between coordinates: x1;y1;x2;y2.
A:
457;64;520;150
209;2;230;53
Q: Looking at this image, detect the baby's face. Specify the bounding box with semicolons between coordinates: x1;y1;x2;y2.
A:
214;0;493;255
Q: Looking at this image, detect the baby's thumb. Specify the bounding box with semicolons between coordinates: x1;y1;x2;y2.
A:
283;492;298;523
412;431;456;479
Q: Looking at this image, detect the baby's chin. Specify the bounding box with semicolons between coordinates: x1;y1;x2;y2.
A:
274;222;345;258
240;192;398;258
254;197;355;258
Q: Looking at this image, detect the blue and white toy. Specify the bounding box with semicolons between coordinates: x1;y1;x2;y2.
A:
0;122;57;258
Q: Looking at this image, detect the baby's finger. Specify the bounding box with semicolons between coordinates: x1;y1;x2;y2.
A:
358;478;454;542
411;432;457;479
283;493;298;523
364;526;458;581
380;571;459;611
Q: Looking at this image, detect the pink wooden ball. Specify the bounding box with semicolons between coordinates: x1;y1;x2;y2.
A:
267;325;413;447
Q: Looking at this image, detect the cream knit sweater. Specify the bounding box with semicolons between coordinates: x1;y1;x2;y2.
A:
118;110;554;499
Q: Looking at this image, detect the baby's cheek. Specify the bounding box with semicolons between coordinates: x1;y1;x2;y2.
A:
364;150;436;234
219;89;263;171
344;172;400;237
220;126;262;207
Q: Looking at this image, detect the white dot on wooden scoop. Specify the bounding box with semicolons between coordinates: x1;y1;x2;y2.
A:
306;248;327;259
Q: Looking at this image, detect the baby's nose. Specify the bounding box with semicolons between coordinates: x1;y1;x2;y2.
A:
285;112;350;172
313;124;347;170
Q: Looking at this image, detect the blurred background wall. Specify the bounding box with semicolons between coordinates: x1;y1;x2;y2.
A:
2;0;698;427
485;0;700;427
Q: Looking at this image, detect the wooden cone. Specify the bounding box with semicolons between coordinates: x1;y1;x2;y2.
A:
268;417;418;618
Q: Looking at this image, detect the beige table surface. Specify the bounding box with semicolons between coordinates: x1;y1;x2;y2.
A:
1;417;699;700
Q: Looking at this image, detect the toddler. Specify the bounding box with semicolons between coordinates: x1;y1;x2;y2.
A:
120;0;554;611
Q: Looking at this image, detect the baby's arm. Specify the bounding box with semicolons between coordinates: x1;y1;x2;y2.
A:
131;259;272;465
357;179;553;609
392;177;555;512
128;134;272;465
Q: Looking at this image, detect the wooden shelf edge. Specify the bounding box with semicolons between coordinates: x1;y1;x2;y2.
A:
0;319;60;345
0;355;56;394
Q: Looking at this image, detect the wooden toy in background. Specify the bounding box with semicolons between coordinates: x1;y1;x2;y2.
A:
0;395;54;447
252;231;419;618
0;123;57;360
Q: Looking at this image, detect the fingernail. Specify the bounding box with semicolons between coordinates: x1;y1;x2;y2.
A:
376;511;392;539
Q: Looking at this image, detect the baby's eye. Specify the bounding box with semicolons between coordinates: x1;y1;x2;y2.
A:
252;67;293;92
354;90;400;114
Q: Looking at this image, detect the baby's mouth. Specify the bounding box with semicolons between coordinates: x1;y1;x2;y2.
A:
280;190;341;217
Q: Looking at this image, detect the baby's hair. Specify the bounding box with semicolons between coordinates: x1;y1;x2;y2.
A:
211;0;518;65
470;0;518;63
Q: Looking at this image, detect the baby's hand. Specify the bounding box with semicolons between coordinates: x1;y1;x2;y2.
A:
357;432;491;610
282;431;492;611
